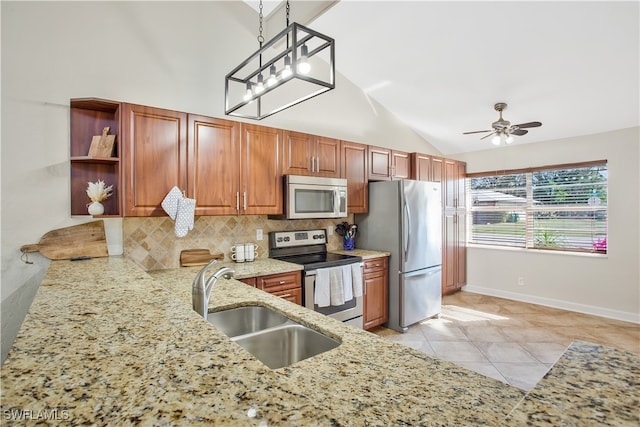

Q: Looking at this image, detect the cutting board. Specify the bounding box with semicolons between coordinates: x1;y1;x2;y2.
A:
180;249;224;267
21;221;109;260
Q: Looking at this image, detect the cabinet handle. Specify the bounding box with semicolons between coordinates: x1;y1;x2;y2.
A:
236;192;239;211
243;191;247;211
279;280;286;284
316;157;320;172
311;157;316;173
279;294;291;298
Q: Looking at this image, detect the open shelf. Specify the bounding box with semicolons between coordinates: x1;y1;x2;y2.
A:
70;98;122;216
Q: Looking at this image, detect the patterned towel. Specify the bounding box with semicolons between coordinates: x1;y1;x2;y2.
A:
175;197;195;238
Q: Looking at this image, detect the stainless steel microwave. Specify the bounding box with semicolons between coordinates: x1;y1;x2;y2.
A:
277;175;348;219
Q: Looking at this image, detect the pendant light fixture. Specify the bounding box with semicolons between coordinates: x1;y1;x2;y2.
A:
225;0;335;120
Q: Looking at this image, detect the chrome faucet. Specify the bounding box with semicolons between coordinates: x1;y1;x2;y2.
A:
192;260;235;319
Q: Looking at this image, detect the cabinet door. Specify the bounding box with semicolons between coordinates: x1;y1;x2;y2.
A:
391;150;410;179
122;104;187;216
270;287;303;305
363;269;388;329
340;140;368;214
188;115;240;215
368;145;391;181
411;153;432;182
315;137;341;178
431;157;444;183
443;159;457;209
283;131;313;176
240;124;283;215
442;212;457;295
456;161;467;209
455;212;467;288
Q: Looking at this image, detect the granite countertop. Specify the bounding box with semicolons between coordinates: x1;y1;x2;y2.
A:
330;249;390;259
1;256;637;425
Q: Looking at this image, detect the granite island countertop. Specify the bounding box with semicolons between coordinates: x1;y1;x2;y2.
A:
1;256;637;426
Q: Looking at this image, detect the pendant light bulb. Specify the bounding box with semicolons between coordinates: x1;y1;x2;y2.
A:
505;134;514;144
281;55;293;79
254;74;265;95
491;134;501;146
243;82;253;101
297;44;311;75
267;64;278;87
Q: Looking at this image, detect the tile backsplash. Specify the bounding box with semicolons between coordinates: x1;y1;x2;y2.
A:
123;215;354;271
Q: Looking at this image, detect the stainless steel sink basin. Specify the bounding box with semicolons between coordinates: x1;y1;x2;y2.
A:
207;306;289;337
233;324;340;369
206;305;340;369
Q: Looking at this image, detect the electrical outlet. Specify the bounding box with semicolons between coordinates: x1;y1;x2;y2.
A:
256;229;263;241
327;225;334;236
517;277;525;286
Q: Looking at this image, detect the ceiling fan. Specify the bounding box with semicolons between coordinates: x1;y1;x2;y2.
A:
464;102;542;145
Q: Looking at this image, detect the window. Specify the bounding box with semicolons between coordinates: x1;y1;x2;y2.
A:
467;161;607;254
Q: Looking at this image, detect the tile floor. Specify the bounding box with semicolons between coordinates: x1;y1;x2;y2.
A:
372;291;640;391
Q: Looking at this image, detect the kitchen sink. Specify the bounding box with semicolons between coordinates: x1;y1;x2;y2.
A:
233;324;340;369
207;305;289;337
207;305;340;369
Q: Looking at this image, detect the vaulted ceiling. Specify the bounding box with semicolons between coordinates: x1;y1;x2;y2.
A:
243;1;639;155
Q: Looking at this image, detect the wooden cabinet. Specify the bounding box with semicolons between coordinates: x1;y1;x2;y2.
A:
282;131;340;178
70;98;122;216
240;124;283;215
367;146;410;181
363;256;389;330
122;103;188;216
242;271;302;305
120;105;282;216
188;115;240;216
340;140;368;214
442;159;467;295
412;153;467;295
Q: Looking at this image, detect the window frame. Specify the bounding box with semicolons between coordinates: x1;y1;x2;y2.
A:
466;160;608;255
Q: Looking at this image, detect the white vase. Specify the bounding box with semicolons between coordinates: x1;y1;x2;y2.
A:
88;201;104;216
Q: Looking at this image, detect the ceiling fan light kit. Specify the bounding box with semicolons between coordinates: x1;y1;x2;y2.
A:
464;102;542;146
225;0;335;120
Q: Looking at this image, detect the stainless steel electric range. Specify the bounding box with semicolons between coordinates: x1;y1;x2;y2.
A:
269;229;364;328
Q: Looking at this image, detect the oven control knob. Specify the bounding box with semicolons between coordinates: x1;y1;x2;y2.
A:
276;237;283;242
313;234;323;240
284;237;290;242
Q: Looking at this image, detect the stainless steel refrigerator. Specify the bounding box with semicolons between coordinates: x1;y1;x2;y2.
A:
356;179;442;332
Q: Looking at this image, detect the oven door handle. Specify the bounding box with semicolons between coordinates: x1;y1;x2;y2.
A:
306;262;364;276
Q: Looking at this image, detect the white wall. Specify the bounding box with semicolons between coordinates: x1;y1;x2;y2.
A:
0;2;439;361
454;127;640;323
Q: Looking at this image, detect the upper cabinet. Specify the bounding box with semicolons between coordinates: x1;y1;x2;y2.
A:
70;98;122;216
121;104;282;216
282;131;340;178
188;115;240;216
240;124;283;215
340;140;368;214
367;145;410;181
122;104;188;217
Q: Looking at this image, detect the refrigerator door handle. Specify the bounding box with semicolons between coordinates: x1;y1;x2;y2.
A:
404;200;412;261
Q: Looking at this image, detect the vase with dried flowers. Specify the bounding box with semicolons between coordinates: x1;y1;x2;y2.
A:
86;180;113;216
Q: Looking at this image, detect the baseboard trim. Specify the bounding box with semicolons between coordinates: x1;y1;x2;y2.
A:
462;285;640;324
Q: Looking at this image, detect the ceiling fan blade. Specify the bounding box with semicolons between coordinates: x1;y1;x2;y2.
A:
511;129;528;136
480;131;497;140
463;129;492;135
514;121;542;129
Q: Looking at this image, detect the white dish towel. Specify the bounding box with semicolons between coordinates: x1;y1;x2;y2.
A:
315;266;346;307
351;263;363;298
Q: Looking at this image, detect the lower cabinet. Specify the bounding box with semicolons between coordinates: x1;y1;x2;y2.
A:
363;256;389;330
240;271;303;306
